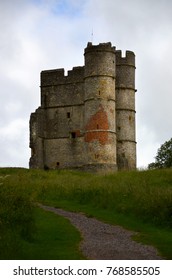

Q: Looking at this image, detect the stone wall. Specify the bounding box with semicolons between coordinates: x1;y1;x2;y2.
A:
83;43;117;171
115;50;136;170
29;42;137;172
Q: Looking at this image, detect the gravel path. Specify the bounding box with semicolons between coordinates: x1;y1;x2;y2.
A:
39;204;163;260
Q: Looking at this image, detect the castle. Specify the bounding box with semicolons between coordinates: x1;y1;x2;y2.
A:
29;42;137;172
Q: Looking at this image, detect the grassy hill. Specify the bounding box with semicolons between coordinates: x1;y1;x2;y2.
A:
0;167;172;259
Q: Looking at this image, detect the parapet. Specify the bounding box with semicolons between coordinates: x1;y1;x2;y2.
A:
41;66;84;86
67;66;84;77
85;42;116;54
41;68;64;86
115;50;135;67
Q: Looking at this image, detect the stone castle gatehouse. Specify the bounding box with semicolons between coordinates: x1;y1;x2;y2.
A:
29;42;137;172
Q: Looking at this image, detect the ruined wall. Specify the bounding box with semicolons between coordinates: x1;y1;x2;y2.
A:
29;108;45;168
30;67;86;169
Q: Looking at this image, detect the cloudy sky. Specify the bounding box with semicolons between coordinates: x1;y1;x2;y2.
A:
0;0;172;168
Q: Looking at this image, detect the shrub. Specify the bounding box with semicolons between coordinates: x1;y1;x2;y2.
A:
0;180;35;259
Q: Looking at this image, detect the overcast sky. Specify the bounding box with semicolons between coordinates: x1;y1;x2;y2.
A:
0;0;172;169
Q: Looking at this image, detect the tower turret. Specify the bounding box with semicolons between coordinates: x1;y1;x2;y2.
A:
115;50;136;169
84;42;117;171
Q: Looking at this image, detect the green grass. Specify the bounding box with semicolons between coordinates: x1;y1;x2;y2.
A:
20;207;84;260
38;200;172;259
0;167;172;259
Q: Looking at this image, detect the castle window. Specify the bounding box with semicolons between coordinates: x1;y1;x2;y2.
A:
97;124;99;129
44;165;49;170
67;112;70;118
71;132;76;139
129;116;132;121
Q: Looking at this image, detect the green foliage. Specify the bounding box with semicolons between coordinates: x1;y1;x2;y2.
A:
20;208;84;260
1;168;172;229
0;171;84;259
148;138;172;169
0;167;172;259
31;169;172;229
147;162;159;169
0;172;36;259
156;138;172;168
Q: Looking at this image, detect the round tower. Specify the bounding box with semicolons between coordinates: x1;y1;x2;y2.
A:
115;50;136;170
84;42;117;172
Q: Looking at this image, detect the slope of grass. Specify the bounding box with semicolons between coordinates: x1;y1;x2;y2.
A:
0;169;84;260
0;167;172;259
0;172;35;259
30;168;172;228
20;207;84;260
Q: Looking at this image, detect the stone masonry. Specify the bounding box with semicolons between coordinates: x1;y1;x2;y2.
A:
29;42;137;172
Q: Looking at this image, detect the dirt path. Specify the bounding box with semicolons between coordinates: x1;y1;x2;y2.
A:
39;204;163;260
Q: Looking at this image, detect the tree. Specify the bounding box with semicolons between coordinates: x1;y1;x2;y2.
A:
148;138;172;169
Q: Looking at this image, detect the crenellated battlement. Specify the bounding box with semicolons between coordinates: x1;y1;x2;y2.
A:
41;66;85;86
41;68;65;86
67;66;84;77
115;50;135;66
85;42;116;54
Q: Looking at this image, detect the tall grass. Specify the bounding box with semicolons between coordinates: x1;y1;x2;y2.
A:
0;171;35;259
29;168;172;228
20;207;84;260
1;168;172;228
0;167;172;259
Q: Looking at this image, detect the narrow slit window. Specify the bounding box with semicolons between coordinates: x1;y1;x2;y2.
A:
67;112;70;118
71;132;76;138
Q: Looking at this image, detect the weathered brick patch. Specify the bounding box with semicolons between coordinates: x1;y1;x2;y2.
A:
85;106;109;145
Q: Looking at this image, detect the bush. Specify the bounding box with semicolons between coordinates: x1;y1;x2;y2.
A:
0;180;35;259
148;138;172;169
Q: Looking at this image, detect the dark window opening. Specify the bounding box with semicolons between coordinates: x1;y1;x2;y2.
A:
117;126;121;130
99;91;100;95
44;165;49;170
67;112;70;118
56;162;60;167
71;132;76;139
129;116;132;121
97;124;99;129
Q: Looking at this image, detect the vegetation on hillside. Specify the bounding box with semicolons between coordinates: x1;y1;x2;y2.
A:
148;137;172;169
0;173;35;259
0;168;172;259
